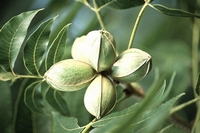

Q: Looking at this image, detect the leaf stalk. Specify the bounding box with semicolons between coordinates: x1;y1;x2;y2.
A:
170;97;200;114
191;17;200;133
93;0;106;29
127;1;149;49
82;118;97;133
17;74;43;79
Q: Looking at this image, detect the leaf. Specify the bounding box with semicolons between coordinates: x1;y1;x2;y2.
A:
193;73;200;133
64;88;92;126
92;69;166;127
0;72;18;81
23;17;55;76
91;72;181;132
0;81;14;133
51;112;84;133
147;72;176;108
92;103;139;127
12;79;33;132
0;9;43;75
45;24;70;71
91;93;184;133
195;73;200;96
127;93;185;133
159;124;188;133
45;86;70;116
24;80;46;114
149;4;200;18
92;80;166;128
162;72;176;100
93;0;147;9
32;112;51;133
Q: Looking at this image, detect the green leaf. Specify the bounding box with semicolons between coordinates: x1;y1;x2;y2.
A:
147;72;176;108
23;17;55;76
149;4;200;18
12;79;33;132
159;124;188;133
193;73;200;133
92;103;139;127
0;72;18;81
45;86;70;116
0;81;14;133
24;80;46;114
64;88;92;126
92;74;166;128
91;93;184;133
94;0;148;9
195;73;200;95
92;72;169;128
51;112;84;133
0;9;43;75
91;72;181;132
45;24;70;71
32;112;51;133
127;93;185;133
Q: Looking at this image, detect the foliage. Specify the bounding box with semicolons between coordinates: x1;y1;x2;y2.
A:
0;0;200;133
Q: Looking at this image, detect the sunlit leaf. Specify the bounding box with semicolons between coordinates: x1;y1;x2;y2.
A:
45;86;70;116
23;17;55;76
24;80;46;114
45;24;70;71
149;4;200;18
51;112;84;133
0;9;43;75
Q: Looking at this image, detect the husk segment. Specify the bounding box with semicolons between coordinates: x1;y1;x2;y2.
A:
111;48;152;83
84;75;117;119
44;59;97;91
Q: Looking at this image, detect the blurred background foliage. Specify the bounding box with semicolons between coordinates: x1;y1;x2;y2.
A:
0;0;199;132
